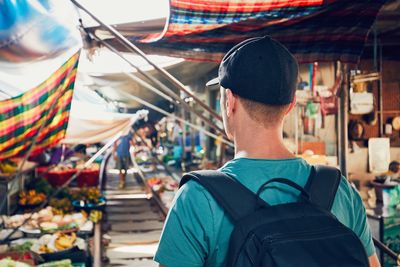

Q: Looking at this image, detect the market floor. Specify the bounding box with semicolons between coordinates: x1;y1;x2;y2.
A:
103;161;164;267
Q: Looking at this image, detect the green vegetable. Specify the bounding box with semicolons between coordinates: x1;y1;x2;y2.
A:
0;258;16;267
8;241;33;253
37;259;72;267
58;223;78;231
31;178;53;195
0;258;31;267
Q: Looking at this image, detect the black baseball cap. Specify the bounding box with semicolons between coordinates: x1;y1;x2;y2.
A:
207;36;298;105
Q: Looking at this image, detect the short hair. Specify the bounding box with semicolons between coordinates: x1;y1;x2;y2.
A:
389;161;400;173
239;97;290;128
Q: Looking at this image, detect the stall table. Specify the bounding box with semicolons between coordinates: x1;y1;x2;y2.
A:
367;205;400;266
0;161;37;215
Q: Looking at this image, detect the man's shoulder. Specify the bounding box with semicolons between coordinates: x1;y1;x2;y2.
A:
332;175;364;216
170;179;221;229
336;175;358;201
177;179;216;205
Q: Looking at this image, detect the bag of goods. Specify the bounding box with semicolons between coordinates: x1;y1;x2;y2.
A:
2;207;54;232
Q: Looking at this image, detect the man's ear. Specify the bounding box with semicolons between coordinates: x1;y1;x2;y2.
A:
225;89;236;117
285;96;297;115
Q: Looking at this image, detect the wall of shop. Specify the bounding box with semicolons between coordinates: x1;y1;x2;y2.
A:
348;147;400;183
348;148;400;173
298;62;336;89
347;59;400;186
351;60;400;147
284;62;338;156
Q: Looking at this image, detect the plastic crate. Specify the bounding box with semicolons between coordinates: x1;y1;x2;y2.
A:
76;169;99;187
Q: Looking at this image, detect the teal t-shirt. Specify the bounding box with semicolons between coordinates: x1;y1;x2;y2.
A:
155;158;375;267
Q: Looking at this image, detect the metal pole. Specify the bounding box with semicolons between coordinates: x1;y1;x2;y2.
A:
93;223;102;267
123;72;174;103
378;42;384;137
92;35;227;137
373;28;378;71
71;0;223;122
294;106;299;155
89;35;175;103
181;108;187;172
115;90;234;146
338;64;349;177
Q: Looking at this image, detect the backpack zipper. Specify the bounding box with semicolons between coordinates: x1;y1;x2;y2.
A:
263;227;348;244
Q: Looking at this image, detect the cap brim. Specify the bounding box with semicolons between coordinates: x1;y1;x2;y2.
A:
206;77;220;87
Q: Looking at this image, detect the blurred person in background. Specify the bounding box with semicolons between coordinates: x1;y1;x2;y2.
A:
113;130;134;189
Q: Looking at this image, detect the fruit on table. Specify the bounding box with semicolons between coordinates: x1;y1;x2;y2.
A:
2;207;54;229
89;210;102;223
76;163;99;170
50;165;73;172
147;177;162;187
72;187;101;204
0;258;31;267
39;222;58;233
0;160;17;174
18;190;46;206
54;233;76;251
37;233;77;253
39;244;54;254
49;198;73;215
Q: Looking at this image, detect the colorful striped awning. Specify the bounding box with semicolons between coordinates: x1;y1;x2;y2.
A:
132;0;387;63
0;52;80;160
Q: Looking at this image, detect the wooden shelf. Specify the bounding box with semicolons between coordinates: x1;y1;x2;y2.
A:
377;110;400;114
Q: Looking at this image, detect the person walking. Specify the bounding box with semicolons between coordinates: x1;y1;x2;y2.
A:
154;36;380;267
113;130;134;189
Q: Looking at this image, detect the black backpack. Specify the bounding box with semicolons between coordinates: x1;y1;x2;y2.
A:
180;165;369;267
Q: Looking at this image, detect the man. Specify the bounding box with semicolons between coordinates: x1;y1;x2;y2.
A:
113;130;134;189
155;36;380;267
388;160;399;180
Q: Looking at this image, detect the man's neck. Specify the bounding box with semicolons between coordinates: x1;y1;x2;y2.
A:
233;125;295;160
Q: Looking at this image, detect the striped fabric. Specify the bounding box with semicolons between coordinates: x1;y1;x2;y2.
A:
0;52;80;160
136;0;386;63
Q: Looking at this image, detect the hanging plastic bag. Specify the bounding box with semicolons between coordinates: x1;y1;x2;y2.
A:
350;92;374;115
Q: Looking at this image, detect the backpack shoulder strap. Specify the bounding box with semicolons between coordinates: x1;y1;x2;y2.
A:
305;165;342;211
180;170;266;222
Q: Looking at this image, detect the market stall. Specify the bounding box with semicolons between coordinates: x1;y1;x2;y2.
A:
1;0;400;266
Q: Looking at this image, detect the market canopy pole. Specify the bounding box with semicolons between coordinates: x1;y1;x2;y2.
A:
89;33;227;138
337;63;349;177
71;0;223;123
115;89;233;147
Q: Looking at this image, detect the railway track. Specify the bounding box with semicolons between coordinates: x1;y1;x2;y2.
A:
103;164;166;267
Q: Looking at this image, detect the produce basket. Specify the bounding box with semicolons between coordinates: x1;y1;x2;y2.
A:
46;169;76;187
35;166;49;178
76;169;99;187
